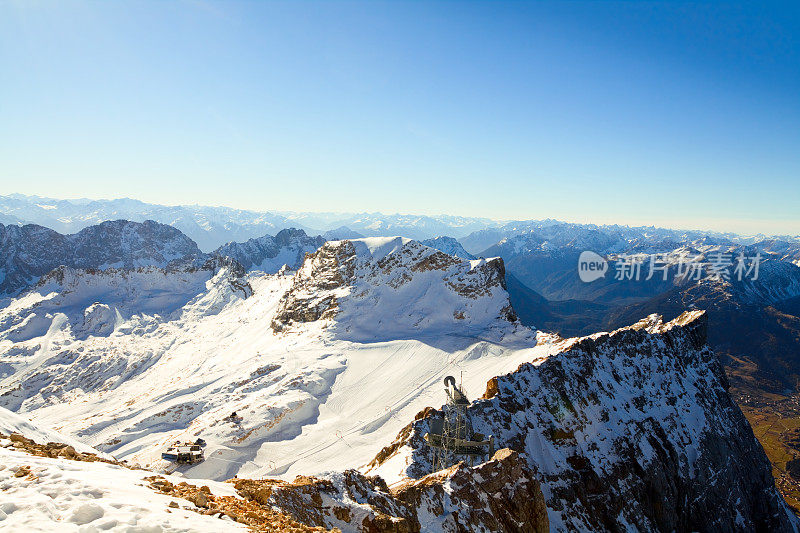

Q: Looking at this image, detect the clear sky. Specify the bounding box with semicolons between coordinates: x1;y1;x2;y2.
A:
1;1;798;235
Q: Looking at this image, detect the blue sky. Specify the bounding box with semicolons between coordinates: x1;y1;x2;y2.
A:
1;1;798;234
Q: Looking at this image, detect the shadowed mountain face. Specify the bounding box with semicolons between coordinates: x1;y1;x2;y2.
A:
212;228;325;272
0;220;205;296
479;222;800;394
602;282;800;394
506;265;800;394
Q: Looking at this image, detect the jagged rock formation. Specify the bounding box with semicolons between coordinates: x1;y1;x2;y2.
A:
213;228;325;273
271;237;516;338
271;239;357;330
369;311;799;532
232;448;547;532
0;220;204;296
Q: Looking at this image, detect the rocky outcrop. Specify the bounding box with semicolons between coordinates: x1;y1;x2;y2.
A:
271;240;357;331
391;448;549;533
370;311;799;532
1;432;122;466
146;475;330;532
232;448;547;532
270;238;518;337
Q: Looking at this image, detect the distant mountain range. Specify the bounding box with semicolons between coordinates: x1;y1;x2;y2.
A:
0;194;499;251
3;196;799;398
6;193;796;254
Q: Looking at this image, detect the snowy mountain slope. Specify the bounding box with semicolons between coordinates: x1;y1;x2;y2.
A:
0;237;538;485
420;236;476;259
0;257;251;409
213;228;325;273
0;220;204;297
0;406;104;456
369;311;799;531
0;444;245;532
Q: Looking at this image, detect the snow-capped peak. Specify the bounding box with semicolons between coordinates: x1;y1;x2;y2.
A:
272;238;519;341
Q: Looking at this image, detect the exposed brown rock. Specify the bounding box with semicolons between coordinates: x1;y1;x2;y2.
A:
228;449;547;532
271;241;357;332
146;475;332;532
1;432;127;467
483;377;499;399
391;449;548;533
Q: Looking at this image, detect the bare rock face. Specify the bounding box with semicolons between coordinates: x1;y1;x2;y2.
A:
232;448;548;532
271;240;357;331
392;448;549;533
371;311;799;532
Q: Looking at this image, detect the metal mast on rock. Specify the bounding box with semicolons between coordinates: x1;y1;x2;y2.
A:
425;375;494;473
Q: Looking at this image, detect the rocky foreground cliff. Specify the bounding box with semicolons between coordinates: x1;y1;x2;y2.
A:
368;311;799;532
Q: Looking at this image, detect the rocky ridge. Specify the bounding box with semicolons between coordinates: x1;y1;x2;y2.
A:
369;311;799;531
271;237;517;339
0;220;205;296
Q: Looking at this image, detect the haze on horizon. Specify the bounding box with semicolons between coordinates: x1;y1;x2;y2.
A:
1;1;798;235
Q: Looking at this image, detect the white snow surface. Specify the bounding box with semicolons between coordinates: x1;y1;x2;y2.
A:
0;444;244;532
341;236;412;261
0;238;538;483
0;406;105;457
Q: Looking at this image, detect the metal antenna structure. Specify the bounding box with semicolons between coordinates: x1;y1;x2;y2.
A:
425;376;494;473
434;375;469;471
